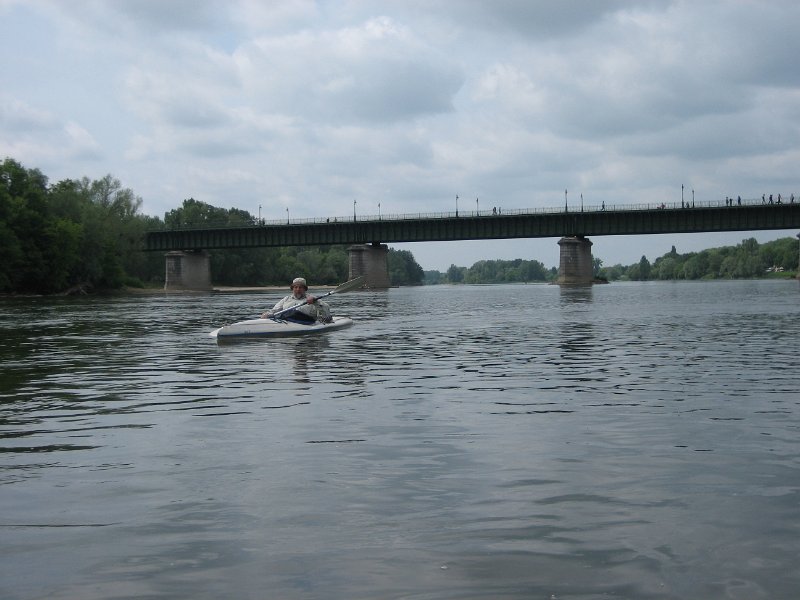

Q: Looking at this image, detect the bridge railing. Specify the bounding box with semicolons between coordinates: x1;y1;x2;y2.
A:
157;196;793;230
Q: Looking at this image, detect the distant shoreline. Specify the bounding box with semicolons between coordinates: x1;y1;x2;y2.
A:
213;286;340;293
122;285;334;295
2;276;795;299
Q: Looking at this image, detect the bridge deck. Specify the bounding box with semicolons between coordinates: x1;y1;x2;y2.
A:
145;201;800;251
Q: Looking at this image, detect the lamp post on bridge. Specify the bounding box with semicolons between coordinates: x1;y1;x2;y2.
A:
286;207;289;224
476;197;479;215
455;194;459;217
581;193;584;212
353;199;357;221
565;189;568;212
378;202;381;220
258;204;261;222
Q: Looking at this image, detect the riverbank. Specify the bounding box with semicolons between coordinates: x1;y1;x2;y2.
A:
122;285;334;294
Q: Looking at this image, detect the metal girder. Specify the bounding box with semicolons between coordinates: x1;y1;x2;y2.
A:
145;204;800;251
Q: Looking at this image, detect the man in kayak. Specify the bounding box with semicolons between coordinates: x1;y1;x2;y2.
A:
261;277;332;323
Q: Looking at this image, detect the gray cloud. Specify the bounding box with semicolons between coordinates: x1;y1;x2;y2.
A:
236;17;463;125
376;0;636;39
0;96;60;132
63;0;232;35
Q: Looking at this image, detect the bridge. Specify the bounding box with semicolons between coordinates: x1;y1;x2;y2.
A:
145;199;800;289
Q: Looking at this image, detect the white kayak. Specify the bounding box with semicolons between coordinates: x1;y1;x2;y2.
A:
210;316;354;340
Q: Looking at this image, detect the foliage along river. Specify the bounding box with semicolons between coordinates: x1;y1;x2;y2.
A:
1;280;799;600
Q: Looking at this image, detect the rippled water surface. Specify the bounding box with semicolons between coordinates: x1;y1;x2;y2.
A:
1;281;799;599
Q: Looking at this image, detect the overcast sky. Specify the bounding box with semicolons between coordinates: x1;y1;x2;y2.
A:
2;0;798;271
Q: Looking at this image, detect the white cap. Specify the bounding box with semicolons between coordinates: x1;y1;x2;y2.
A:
291;277;307;289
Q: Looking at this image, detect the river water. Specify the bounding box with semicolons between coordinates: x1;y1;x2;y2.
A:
1;280;799;600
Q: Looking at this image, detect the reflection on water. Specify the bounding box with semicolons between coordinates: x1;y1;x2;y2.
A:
1;281;799;599
558;283;594;304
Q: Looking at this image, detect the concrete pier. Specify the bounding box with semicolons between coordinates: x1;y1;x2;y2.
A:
557;236;594;285
164;250;212;291
348;243;390;288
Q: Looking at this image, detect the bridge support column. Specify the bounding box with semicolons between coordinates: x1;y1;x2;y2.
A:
557;236;594;285
348;243;390;288
164;250;212;291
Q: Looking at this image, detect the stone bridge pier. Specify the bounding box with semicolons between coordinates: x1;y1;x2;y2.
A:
164;250;212;291
557;236;594;285
348;243;391;288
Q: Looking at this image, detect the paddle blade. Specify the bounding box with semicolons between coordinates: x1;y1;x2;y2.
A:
331;275;366;294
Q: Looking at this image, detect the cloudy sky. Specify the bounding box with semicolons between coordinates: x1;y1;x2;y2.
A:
2;0;798;271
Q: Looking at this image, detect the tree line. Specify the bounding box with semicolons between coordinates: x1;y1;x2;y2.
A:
424;258;557;285
0;158;424;294
1;158;164;294
424;239;797;285
599;238;798;281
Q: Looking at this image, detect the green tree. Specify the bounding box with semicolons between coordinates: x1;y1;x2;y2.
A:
0;158;52;291
681;255;704;279
464;260;499;283
637;256;651;280
447;264;465;283
592;257;603;278
388;249;424;286
1;159;165;292
598;264;626;281
424;270;444;284
653;256;678;280
43;218;83;291
75;175;149;288
518;259;548;281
